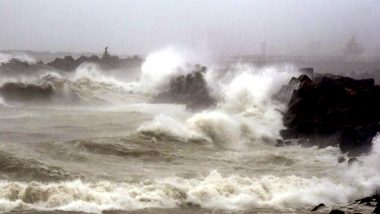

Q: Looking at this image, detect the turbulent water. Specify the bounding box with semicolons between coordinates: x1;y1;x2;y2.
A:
1;49;380;214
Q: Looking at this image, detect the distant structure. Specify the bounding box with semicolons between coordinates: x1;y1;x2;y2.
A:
344;36;364;61
102;46;111;60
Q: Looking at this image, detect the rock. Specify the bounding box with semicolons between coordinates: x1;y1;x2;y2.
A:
274;68;313;103
338;156;346;163
329;209;345;214
374;203;380;214
348;157;364;168
275;139;294;147
152;66;216;110
281;74;380;155
311;203;326;211
355;195;380;205
356;196;375;206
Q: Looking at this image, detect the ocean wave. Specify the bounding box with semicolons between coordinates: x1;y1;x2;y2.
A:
0;150;71;182
0;53;36;64
69;140;160;158
137;64;300;147
0;167;377;214
137;114;208;143
0;64;147;105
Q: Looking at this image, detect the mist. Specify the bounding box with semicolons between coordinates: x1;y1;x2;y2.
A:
0;0;379;56
2;1;380;214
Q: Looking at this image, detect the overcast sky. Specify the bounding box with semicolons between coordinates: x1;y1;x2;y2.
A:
0;0;379;56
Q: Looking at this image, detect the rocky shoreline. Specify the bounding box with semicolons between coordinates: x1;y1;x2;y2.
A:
279;72;380;156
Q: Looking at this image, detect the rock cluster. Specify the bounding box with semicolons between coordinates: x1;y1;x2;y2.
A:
310;194;380;214
280;74;380;155
152;66;216;110
46;48;142;71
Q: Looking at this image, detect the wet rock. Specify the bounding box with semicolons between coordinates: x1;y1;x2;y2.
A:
275;139;293;147
152;66;216;110
338;156;346;163
356;196;375;206
329;209;345;214
348;157;364;168
311;203;326;211
374;203;380;214
281;74;380;155
355;194;380;205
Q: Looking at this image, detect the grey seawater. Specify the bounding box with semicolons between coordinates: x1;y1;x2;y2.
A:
0;104;376;214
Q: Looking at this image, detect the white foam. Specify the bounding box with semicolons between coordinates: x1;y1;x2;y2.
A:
187;111;245;147
0;166;378;214
138;47;186;93
138;114;207;142
138;63;299;146
340;134;380;192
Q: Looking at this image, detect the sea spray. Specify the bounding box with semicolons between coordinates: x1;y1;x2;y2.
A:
139;62;300;146
138;47;186;93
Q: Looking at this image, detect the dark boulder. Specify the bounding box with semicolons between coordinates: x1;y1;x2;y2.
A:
355;194;380;205
152;66;216;110
348;157;364;168
281;74;380;155
337;156;346;163
374;202;380;214
274;68;314;103
311;203;326;212
329;210;345;214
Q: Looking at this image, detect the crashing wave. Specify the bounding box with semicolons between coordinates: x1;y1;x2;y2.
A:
0;64;148;105
138;64;300;146
2;135;380;213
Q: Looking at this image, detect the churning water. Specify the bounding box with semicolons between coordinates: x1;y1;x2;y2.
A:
0;49;379;214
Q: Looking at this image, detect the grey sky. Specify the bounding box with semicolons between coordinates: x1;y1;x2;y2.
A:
0;0;379;56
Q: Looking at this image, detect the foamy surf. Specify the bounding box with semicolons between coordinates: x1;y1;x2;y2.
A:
137;63;300;147
0;162;378;214
1;48;380;214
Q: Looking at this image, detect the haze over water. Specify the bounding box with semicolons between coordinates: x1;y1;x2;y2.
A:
0;1;380;214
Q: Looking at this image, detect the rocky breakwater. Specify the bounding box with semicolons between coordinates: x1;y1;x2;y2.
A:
280;73;380;156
